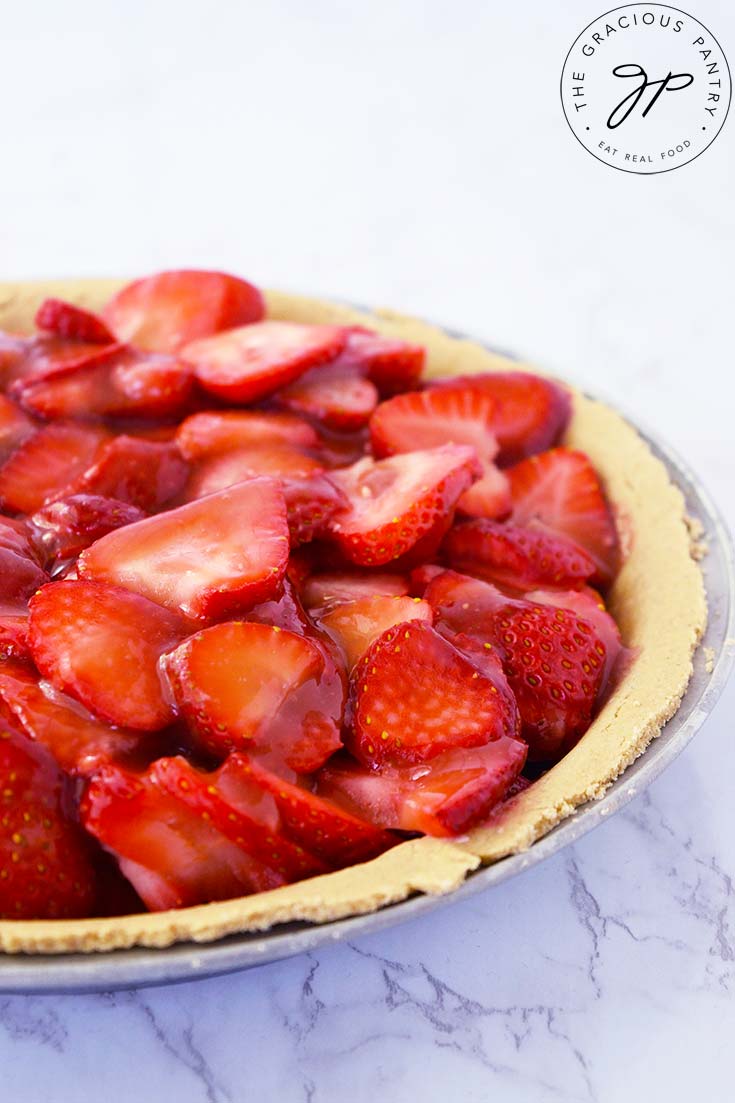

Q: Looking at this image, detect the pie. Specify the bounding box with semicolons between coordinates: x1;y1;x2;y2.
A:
0;271;706;954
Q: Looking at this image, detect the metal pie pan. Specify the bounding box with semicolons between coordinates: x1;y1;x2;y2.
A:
0;350;732;994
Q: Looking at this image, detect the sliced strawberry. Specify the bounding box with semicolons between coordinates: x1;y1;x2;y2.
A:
0;422;108;514
319;593;433;669
162;621;344;773
443;519;596;590
0;660;149;776
70;436;189;512
0;612;32;660
282;473;348;546
0;394;35;462
0;331;29;386
81;762;290;911
0;546;48;604
183;321;346;404
525;585;623;696
507;448;620;585
31;494;146;562
423;569;503;637
318;737;527;837
327;445;480;567
408;563;446;595
302;570;410;614
176;410;318;460
370;386;499;463
182;444;323;503
276;361;379;431
102;269;265;353
347;620;519;768
219;754;396;868
456;462;512;520
0;724;96;918
339;327;425;395
28;580;185;731
14;345;194;421
78;478;289;621
153;757;327;881
431;371;571;465
35;297;115;344
4;335;110;388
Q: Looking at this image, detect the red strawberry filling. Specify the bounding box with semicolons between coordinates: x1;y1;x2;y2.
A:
0;269;626;918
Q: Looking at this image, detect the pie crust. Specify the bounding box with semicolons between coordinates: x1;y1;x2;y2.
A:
0;279;707;954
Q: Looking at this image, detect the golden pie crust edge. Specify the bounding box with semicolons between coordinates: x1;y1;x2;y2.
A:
0;279;707;955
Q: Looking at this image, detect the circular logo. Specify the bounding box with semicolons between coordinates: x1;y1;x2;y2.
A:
560;4;731;173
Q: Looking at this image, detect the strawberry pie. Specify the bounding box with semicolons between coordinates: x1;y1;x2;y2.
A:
0;272;706;953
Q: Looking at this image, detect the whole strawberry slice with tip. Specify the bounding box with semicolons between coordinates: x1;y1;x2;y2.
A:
339;327;425;395
81;761;293;911
370;385;499;463
219;753;396;868
0;660;149;776
319;593;433;669
102;269;265;353
327;444;480;567
29;579;186;731
302;570;410;614
507;448;620;585
162;620;344;772
31;494;146;562
79;477;289;622
347;620;519;768
444;519;596;591
276;361;379;431
0;422;109;514
175;409;319;460
13;345;194;422
183;321;346;404
431;371;571;465
0;723;96;919
35;297;115;345
318;736;527;837
70;436;189;512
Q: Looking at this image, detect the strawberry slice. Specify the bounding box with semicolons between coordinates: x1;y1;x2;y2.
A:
318;737;527;837
35;297;115;344
347;620;519;768
14;345;194;421
0;422;109;514
218;754;396;867
102;269;265;353
3;335;110;388
0;394;35;462
443;519;596;590
455;462;512;520
162;621;344;773
327;445;480;567
70;436;189;512
525;585;623;696
302;570;410;614
81;762;292;911
0;515;48;602
276;362;379;431
282;473;348;546
31;494;146;562
423;569;503;636
0;613;32;661
319;593;433;669
339;327;425;395
182;444;323;503
370;386;499;463
507;448;620;585
176;410;319;460
78;478;289;621
0;660;149;776
153;757;328;880
431;371;571;464
0;331;29;386
29;580;185;731
183;321;346;404
0;724;96;918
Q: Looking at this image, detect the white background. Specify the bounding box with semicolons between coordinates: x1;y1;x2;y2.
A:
1;2;734;1100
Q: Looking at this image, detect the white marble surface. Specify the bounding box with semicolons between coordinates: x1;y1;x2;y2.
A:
1;1;734;1099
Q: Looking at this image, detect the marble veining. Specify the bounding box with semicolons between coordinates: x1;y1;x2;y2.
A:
0;0;734;1099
